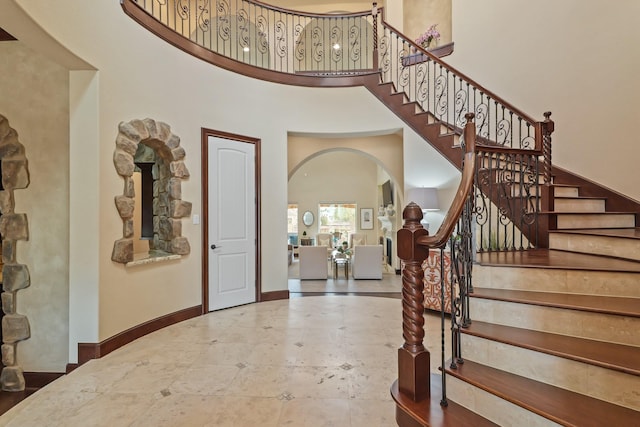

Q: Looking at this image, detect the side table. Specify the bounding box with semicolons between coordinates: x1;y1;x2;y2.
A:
333;256;350;279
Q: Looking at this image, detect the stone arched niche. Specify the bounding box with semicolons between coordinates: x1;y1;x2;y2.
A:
0;114;31;391
112;118;191;264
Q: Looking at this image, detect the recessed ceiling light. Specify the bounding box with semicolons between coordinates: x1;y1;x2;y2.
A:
243;46;250;52
332;43;340;50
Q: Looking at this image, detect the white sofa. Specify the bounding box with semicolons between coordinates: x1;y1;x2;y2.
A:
299;246;329;280
351;245;383;279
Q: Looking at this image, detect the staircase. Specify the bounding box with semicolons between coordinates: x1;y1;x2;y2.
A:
362;66;640;426
120;2;640;423
440;181;640;425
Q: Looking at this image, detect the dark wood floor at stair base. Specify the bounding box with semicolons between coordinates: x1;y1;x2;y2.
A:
463;321;640;376
391;375;498;427
476;249;640;272
0;389;36;416
445;360;640;427
471;288;640;317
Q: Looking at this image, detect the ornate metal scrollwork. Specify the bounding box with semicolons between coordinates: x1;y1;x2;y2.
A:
348;25;361;63
378;34;390;73
294;23;305;62
311;25;324;64
256;15;269;54
196;0;210;32
216;0;230;41
496;117;512;146
416;63;429;107
237;8;250;49
330;26;343;64
454;86;468;128
275;20;287;59
176;0;190;20
474;102;489;138
434;73;448;119
398;47;411;92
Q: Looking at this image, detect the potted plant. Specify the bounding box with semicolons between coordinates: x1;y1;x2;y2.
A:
415;24;440;50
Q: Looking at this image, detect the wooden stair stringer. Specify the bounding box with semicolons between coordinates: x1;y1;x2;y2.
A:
390;374;499;427
364;80;463;170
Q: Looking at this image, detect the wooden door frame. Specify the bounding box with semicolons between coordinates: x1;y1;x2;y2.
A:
201;128;261;313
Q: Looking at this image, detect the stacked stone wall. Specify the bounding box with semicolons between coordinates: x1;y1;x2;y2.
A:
0;115;30;391
112;118;191;263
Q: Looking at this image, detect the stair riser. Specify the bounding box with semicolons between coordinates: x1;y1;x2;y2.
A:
549;233;640;262
554;187;579;197
510;184;540;197
553;198;605;213
445;375;561;426
470;298;640;347
460;334;640;411
473;265;640;297
556;214;635;229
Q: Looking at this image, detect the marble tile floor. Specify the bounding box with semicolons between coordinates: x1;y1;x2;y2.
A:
0;296;450;427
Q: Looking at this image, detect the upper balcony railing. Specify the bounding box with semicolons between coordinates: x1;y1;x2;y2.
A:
123;0;556;251
124;0;552;157
128;0;377;76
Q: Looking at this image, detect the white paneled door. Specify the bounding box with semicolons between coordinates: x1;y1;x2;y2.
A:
207;136;256;311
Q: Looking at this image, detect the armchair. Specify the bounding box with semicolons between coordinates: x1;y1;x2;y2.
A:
315;233;334;256
316;233;333;249
299;246;329;280
349;233;367;248
351;245;383;279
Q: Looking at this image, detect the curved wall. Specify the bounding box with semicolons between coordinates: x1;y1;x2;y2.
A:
2;0;460;368
449;0;640;201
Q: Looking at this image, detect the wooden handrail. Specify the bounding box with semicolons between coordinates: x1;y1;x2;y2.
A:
417;113;476;249
380;17;538;131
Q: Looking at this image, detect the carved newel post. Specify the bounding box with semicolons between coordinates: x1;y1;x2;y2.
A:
396;202;430;401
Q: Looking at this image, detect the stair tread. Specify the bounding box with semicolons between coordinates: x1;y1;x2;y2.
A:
471;288;640;317
445;359;640;426
550;228;640;240
542;211;634;215
391;375;499;427
476;249;640;273
554;196;606;200
463;321;640;375
552;183;579;188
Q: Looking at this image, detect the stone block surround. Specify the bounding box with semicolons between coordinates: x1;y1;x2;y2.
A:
0;114;31;391
112;118;191;264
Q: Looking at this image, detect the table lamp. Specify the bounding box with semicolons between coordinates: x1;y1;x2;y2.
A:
406;187;440;231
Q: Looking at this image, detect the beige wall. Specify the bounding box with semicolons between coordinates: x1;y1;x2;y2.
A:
449;0;640;201
288;133;404;186
2;0;461;369
403;0;452;45
6;0;416;352
0;41;70;371
289;151;379;244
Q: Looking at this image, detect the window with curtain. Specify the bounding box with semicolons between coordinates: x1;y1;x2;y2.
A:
287;204;298;245
318;203;357;244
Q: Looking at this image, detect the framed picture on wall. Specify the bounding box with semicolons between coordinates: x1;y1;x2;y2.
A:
360;208;374;230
